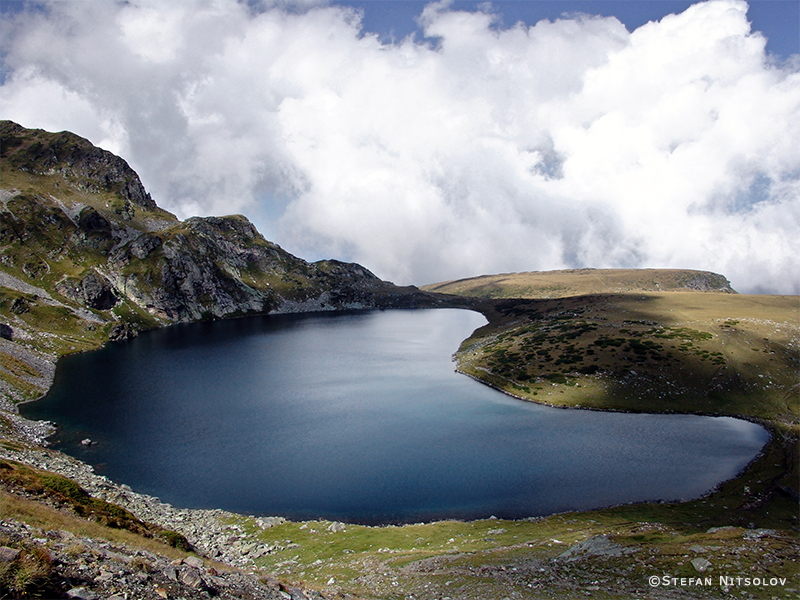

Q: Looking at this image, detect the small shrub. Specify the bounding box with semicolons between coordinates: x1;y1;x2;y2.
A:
0;544;54;597
39;473;90;505
160;529;191;552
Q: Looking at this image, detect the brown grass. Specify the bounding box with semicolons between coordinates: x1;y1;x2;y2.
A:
422;268;734;298
0;491;188;560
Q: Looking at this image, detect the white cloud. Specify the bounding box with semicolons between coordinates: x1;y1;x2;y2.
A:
1;0;798;293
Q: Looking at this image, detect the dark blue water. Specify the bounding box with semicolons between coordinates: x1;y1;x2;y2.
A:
22;309;768;525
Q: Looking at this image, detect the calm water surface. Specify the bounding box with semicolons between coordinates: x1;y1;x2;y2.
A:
23;309;769;524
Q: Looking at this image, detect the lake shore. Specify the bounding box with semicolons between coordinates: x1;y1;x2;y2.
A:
1;305;798;599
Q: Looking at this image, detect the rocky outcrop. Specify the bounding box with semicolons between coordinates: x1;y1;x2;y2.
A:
676;271;735;292
0;517;296;600
56;270;119;311
0;120;447;339
0;120;156;213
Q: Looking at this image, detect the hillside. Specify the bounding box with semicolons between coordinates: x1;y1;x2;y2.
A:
0;120;449;406
425;268;797;428
422;268;735;298
457;292;798;428
0;123;797;599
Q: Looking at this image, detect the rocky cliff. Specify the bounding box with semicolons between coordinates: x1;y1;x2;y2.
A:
0;120;450;406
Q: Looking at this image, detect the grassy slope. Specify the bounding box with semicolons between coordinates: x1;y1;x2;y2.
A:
422;268;735;298
457;292;798;429
0;165;169;402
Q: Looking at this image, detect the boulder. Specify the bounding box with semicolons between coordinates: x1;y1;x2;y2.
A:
66;588;98;600
0;546;20;562
184;555;203;568
558;535;639;562
179;568;204;588
691;557;712;572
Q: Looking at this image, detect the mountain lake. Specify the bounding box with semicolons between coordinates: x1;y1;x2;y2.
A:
22;308;769;525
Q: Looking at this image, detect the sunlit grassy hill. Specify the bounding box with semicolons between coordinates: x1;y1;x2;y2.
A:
422;267;735;298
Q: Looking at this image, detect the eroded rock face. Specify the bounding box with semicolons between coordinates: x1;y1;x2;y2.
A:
129;234;162;260
56;271;119;311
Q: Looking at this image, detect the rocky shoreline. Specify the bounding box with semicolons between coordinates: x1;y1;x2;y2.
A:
1;399;354;599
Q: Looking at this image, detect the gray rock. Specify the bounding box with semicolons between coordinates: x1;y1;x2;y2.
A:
66;588;99;600
184;555;203;568
256;517;285;528
688;544;706;553
326;521;346;533
108;322;139;341
94;571;114;583
558;535;639;562
180;568;204;588
56;270;118;310
285;585;310;599
691;557;712;572
743;528;778;540
80;271;118;310
129;234;162;259
0;546;20;561
706;526;738;534
241;542;257;555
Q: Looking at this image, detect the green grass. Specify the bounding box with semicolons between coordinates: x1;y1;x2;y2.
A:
0;460;190;550
0;491;191;561
456;293;798;432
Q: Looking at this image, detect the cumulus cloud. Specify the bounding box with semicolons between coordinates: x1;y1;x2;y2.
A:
0;0;798;293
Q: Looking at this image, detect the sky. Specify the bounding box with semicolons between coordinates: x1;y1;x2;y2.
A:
0;1;798;294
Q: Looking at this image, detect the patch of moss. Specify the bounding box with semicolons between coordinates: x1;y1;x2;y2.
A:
0;461;190;549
